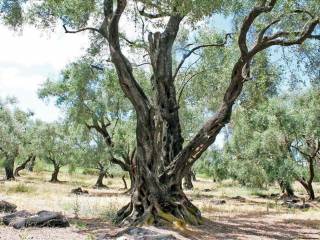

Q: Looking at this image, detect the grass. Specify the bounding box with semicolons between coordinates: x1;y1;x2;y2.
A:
6;183;35;194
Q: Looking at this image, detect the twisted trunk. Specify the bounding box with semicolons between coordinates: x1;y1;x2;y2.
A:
50;164;60;183
14;155;35;177
278;180;294;197
183;170;194;190
100;0;318;226
298;179;315;200
297;156;316;200
5;156;15;180
27;155;36;172
5;166;15;181
95;168;107;188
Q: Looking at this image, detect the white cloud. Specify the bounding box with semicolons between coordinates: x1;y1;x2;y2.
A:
0;25;89;70
0;25;89;122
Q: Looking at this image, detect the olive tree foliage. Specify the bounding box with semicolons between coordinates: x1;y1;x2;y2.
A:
74;130;115;188
0;97;32;180
2;0;319;225
35;122;75;182
38;59;137;185
13;121;38;177
225;91;320;199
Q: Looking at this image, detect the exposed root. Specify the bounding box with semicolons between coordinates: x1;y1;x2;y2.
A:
115;197;202;228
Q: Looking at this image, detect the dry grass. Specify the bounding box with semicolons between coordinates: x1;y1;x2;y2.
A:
0;171;319;239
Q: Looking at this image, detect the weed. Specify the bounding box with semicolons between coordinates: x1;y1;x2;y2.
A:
7;183;35;194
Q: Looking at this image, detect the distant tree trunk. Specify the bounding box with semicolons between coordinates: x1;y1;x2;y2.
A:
298;178;315;200
278;180;294;197
14;154;34;177
297;156;316;200
5;156;15;180
5;166;15;181
95;169;107;188
183;170;194;190
50;164;60;183
27;155;36;172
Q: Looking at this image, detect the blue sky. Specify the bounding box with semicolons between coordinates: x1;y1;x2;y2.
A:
0;25;89;122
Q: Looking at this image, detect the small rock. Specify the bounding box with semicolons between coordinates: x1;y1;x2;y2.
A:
71;187;89;195
0;200;17;213
210;200;226;205
286;203;311;209
203;189;211;192
231;196;246;202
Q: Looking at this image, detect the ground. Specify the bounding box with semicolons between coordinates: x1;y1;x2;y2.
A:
0;171;319;240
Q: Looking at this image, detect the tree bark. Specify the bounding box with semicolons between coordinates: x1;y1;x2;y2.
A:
183;170;194;190
50;164;60;183
94;169;107;188
27;155;36;172
5;166;15;181
14;154;34;177
296;156;316;200
5;156;15;181
278;180;294;197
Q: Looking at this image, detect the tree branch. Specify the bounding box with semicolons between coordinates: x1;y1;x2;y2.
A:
63;24;100;34
166;0;319;183
138;6;168;19
173;33;232;81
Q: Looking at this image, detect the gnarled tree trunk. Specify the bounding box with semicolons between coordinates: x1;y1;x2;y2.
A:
298;179;315;200
5;156;15;181
95;168;107;188
50;164;60;183
5;166;15;181
296;153;316;200
183;170;194;190
27;155;36;172
96;0;318;226
278;180;295;197
14;154;35;177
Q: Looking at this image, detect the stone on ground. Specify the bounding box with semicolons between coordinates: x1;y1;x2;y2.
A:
2;210;69;229
0;200;17;213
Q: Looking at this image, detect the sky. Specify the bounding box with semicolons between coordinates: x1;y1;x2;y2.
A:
0;25;89;122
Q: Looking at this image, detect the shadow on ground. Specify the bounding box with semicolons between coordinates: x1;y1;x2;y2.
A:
71;212;320;240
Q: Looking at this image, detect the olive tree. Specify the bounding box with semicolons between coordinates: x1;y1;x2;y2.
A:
0;98;31;180
2;0;319;225
36;123;74;182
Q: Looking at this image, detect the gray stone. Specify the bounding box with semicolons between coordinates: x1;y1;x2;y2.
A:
2;210;69;229
0;200;17;213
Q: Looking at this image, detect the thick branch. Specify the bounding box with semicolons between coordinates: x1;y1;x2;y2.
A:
166;0;318;183
110;157;130;172
238;0;277;56
108;0;151;120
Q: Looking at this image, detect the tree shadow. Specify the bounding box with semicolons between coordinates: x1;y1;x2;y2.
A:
180;216;320;240
70;217;119;236
72;212;320;240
